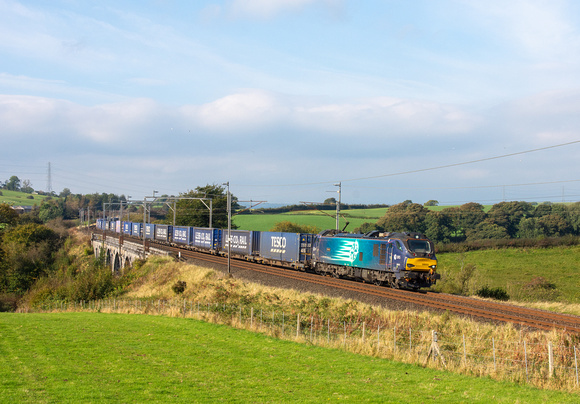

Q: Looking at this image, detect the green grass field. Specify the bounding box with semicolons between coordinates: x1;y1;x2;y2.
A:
0;189;49;206
435;246;580;304
234;207;387;232
1;312;577;403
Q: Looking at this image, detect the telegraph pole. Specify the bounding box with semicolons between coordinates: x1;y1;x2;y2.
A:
223;182;231;275
334;182;341;231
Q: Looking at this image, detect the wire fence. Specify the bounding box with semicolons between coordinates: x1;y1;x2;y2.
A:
30;298;580;392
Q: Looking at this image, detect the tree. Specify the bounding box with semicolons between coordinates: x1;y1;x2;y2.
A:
0;204;19;230
38;200;65;223
466;220;509;241
377;202;429;233
174;184;240;229
424;211;454;243
487;201;534;238
59;188;72;198
445;202;487;241
0;223;63;293
20;179;34;194
270;221;319;234
424;200;439;206
323;197;336;205
5;176;20;191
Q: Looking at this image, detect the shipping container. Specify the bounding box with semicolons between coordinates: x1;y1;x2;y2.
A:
155;224;173;242
193;228;220;251
132;223;143;238
173;226;193;246
144;223;156;239
219;230;260;256
115;220;121;233
259;232;313;266
123;222;132;235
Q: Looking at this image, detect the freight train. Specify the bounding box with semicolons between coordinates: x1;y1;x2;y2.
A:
96;219;440;290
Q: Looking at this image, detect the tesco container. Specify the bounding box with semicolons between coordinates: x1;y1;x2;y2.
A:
123;222;132;235
259;232;313;264
173;226;193;246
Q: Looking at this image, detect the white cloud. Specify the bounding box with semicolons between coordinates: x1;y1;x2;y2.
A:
226;0;343;19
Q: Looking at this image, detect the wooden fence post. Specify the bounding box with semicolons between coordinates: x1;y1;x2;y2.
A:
548;342;554;378
296;313;300;338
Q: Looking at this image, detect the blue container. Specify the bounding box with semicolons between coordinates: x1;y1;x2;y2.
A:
144;223;156;239
132;223;143;237
193;228;220;251
123;222;132;235
220;230;260;256
155;224;173;242
96;219;105;230
173;226;193;246
259;232;313;264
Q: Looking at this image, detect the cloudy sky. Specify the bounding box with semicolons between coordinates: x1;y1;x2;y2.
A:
2;0;580;206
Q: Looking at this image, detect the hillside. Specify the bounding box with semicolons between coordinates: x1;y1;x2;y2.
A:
0;190;49;206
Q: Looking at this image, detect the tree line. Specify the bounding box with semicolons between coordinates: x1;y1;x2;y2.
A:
354;200;580;247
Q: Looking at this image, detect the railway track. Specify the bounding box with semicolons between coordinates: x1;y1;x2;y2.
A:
167;245;580;333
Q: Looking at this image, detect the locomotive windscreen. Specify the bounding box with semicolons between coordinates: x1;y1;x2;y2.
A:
407;239;432;254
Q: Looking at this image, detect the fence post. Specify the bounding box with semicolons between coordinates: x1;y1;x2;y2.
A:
327;319;330;343
409;328;412;352
463;334;467;365
344;322;347;347
492;337;496;372
574;346;578;387
524;341;529;383
393;327;397;353
377;324;380;351
310;316;313;341
548;342;554;378
296;313;301;338
362;322;366;344
251;307;254;328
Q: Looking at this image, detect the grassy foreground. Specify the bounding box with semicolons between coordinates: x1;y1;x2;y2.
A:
1;312;578;403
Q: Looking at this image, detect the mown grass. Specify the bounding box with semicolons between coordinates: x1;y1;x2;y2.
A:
0;189;49;206
1;312;578;403
434;246;580;305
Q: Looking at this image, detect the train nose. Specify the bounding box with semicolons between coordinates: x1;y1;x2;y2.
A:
406;257;437;271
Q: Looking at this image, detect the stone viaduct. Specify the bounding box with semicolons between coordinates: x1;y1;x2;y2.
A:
92;233;170;274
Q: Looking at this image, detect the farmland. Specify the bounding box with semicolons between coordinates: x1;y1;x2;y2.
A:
0;189;49;206
234;207;388;232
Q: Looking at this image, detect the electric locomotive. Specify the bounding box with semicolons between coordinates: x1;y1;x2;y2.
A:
311;230;439;289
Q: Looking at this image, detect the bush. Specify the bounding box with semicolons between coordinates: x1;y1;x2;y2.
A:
476;286;509;301
172;280;187;295
0;293;19;312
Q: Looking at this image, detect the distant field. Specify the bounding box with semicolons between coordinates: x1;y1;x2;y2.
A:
0;190;49;206
1;313;576;403
234;207;387;232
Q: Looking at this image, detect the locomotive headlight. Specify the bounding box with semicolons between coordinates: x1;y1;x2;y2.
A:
430;265;437;269
407;263;415;268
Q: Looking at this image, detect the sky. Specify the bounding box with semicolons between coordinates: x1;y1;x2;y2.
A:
2;0;580;207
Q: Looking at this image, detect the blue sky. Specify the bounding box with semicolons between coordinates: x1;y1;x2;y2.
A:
2;0;580;206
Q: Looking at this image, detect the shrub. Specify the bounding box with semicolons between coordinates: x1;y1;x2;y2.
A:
172;280;187;295
476;286;509;301
0;293;19;312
